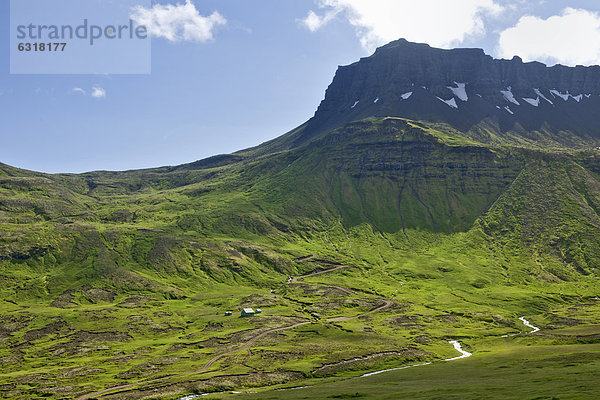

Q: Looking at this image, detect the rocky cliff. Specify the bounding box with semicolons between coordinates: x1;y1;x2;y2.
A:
283;39;600;149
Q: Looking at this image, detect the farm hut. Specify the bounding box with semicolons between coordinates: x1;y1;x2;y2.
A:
241;308;255;317
224;311;232;316
255;309;262;314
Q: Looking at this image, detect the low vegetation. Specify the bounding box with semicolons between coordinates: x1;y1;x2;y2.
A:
1;118;600;399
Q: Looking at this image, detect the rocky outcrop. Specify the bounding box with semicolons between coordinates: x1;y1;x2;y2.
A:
296;39;600;147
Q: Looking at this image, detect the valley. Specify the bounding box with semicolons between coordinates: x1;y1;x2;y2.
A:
2;218;599;399
2;39;600;399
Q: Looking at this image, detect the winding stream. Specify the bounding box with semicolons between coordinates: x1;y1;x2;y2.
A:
360;340;471;377
501;316;541;337
519;316;540;333
178;315;542;399
444;340;473;361
360;361;433;377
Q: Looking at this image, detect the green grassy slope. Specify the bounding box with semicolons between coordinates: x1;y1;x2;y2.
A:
1;117;600;398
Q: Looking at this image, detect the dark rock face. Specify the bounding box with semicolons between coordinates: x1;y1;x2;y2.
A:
301;39;600;145
293;119;523;233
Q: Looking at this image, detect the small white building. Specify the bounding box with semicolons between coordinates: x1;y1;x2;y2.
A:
241;308;255;317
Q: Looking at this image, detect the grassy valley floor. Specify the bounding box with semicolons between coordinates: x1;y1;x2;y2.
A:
3;230;599;399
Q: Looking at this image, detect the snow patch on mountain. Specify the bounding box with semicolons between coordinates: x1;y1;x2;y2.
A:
351;100;359;109
501;87;520;106
534;88;554;105
522;97;540;107
448;82;468;102
437;97;458;109
401;91;413;100
504;106;514;115
550;89;569;101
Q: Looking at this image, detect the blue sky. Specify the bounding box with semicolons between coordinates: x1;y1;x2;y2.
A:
2;0;600;173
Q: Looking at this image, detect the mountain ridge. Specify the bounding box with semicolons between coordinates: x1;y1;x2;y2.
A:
256;39;600;154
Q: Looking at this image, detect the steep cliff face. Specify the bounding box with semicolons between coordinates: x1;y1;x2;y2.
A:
287;39;600;149
277;119;523;233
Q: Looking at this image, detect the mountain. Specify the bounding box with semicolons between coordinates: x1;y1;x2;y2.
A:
2;40;600;399
259;38;600;152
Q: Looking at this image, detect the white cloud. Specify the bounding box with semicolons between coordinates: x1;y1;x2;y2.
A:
91;87;107;99
72;87;106;99
300;0;503;51
498;8;600;66
130;0;226;43
301;9;340;32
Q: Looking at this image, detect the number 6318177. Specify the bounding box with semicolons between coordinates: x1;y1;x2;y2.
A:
18;42;66;52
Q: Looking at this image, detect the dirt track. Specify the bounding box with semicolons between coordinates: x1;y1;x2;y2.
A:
76;262;391;400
